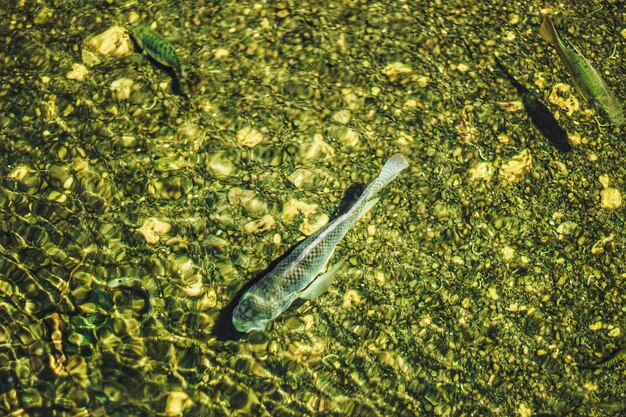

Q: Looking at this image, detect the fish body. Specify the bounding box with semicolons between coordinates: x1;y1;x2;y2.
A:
539;15;624;125
130;23;186;78
232;154;409;333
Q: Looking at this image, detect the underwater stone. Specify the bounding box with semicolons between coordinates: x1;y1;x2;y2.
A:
329;125;359;148
164;391;191;416
600;188;621;209
66;63;89;81
182;273;204;297
342;289;362;308
499;149;532;184
281;198;329;236
86;26;133;57
556;221;578;236
299;210;328;236
135;218;172;245
548;83;579;117
66;355;89;388
113;135;137;148
244;214;276;234
110;78;134;101
608;327;621;338
81;48;100;67
469;161;494;181
331;109;351;125
288;168;315;189
236;126;264;148
298;133;335;161
599;174;622;209
207;152;235;179
204;235;229;251
8;165;43;193
382;62;413;83
228;188;268;217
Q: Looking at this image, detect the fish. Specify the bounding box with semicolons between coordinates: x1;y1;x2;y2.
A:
495;56;572;152
539;15;624;125
582;346;626;369
232;153;409;333
129;23;186;79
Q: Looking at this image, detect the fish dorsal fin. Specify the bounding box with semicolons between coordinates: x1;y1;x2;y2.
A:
299;260;345;300
539;15;560;47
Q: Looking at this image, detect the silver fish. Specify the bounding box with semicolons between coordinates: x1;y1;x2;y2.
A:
232;153;409;332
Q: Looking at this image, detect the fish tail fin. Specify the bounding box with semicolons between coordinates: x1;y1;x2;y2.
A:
539;15;559;47
361;153;409;201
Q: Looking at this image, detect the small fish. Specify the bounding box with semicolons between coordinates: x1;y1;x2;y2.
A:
233;154;409;333
582;346;626;369
539;15;624;125
495;56;571;152
130;23;186;79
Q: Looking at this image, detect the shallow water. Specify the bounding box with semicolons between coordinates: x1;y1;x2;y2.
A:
1;1;625;416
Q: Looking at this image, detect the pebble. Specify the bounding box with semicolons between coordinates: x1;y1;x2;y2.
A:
331;109;351;125
599;174;622;209
288;168;315;189
207;152;235;179
66;63;89;81
299;211;328;236
110;78;134;101
499;149;532;184
382;62;413;83
608;327;621;338
164;391;190;417
298;133;335;161
237;126;264;148
281;198;328;235
135;218;171;245
600;188;622;210
330;126;359;148
86;26;133;57
244;214;276;234
214;48;230;59
228;188;268;217
548;83;579;116
469;161;494;181
556;221;578;236
182;274;204;297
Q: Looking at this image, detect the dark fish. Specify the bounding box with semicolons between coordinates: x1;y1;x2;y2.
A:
129;22;187;86
495;56;572;152
539;15;624;125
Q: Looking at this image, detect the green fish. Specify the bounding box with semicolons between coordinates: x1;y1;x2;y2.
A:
539;15;624;125
232;154;409;333
130;23;186;79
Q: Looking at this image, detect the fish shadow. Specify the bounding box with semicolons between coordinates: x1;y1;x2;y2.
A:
211;183;365;341
495;56;572;153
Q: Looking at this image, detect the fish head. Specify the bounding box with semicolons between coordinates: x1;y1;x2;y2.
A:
232;292;271;333
596;96;625;126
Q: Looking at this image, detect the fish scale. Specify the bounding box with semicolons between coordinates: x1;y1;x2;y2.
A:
232;154;409;333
